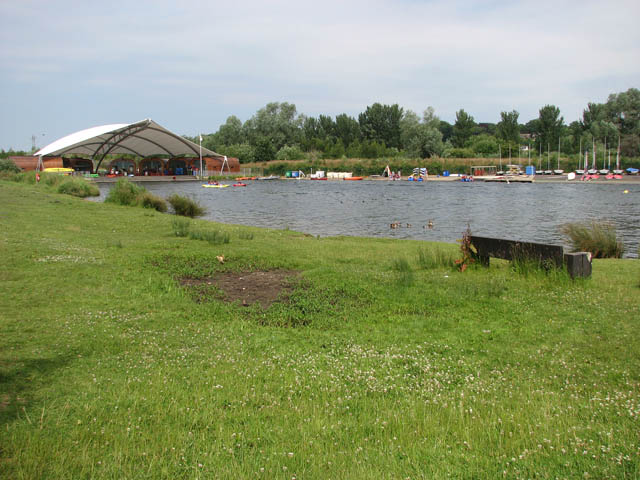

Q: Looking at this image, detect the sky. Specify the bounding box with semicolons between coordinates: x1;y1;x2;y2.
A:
1;0;639;152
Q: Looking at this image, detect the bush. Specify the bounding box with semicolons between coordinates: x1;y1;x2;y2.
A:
56;178;100;198
276;145;306;161
167;194;205;218
561;221;624;258
171;218;191;237
105;178;146;206
139;192;167;212
0;158;20;173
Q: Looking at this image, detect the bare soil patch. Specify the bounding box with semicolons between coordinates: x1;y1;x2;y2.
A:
180;270;300;308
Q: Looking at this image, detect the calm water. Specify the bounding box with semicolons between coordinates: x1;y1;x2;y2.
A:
94;180;640;258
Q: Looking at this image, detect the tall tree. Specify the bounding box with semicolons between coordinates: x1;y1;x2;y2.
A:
451;109;476;147
217;115;244;146
400;108;443;158
334;114;361;147
244;102;303;152
358;103;404;149
605;87;640;135
496;110;520;144
536;105;564;152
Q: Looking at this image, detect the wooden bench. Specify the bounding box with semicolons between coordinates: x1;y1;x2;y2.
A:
470;236;591;278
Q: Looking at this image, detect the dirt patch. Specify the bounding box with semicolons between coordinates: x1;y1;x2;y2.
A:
180;270;300;308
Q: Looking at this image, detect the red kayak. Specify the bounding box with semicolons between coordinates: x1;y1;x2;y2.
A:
232;183;247;187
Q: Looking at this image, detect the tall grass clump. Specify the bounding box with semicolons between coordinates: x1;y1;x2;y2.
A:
417;246;455;269
56;177;100;198
105;178;146;206
189;228;230;244
561;220;624;258
391;257;414;286
139;191;167;212
171;217;191;237
167;194;205;218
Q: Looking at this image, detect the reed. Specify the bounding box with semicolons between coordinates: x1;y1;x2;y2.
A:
561;220;624;258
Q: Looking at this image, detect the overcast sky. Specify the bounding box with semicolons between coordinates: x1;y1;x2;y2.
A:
1;0;639;151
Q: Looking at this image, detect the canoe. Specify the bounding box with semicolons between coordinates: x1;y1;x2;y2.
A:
232;183;247;187
202;184;229;188
44;167;75;174
344;177;364;181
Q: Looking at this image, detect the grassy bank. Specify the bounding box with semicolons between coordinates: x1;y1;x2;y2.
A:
1;181;639;479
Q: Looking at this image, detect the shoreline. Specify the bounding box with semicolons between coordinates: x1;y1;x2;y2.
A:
91;174;640;184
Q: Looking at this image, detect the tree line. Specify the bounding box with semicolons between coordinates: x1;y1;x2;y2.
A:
193;87;639;163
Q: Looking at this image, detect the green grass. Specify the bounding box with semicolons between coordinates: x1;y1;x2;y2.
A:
1;180;639;479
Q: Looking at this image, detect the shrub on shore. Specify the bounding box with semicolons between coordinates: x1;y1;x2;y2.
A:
167;194;205;218
139;191;168;212
56;177;100;198
0;158;20;174
561;221;624;258
105;178;146;206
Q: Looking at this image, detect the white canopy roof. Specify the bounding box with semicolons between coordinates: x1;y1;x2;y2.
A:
35;119;219;159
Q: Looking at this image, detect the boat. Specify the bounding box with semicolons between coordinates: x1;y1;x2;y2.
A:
202;184;229;188
344;176;364;181
256;175;279;180
613;136;624;175
553;138;564;175
626;167;639;175
309;176;327;180
43;167;74;174
236;176;256;181
232;182;247;187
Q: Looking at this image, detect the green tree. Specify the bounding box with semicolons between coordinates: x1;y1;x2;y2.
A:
217;115;245;146
605;87;640;135
400;108;443;158
496;110;520;144
536;105;564;153
451;109;476;147
244;102;303;153
334;114;361;147
438;120;453;142
358;103;403;149
253;136;276;162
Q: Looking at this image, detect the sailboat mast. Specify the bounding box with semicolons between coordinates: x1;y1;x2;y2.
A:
616;135;620;170
592;139;596;170
557;137;561;170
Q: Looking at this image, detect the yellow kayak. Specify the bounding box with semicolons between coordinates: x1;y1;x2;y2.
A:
202;184;229;188
43;167;74;174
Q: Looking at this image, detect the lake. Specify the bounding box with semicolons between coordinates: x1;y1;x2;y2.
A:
94;179;640;258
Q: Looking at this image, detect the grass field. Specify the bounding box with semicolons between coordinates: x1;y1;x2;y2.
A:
1;181;639;479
